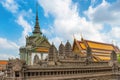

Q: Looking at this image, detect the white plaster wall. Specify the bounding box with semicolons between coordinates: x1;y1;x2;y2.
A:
43;53;48;60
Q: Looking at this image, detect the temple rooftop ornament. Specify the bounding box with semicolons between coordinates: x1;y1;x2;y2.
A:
32;2;42;36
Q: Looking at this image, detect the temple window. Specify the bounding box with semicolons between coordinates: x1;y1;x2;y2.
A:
28;72;30;76
33;55;39;65
36;72;38;76
15;71;19;77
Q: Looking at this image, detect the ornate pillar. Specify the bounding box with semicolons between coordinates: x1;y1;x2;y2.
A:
59;42;65;56
65;41;72;57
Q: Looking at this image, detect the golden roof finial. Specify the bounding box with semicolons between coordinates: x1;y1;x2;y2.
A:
112;40;117;46
112;40;115;45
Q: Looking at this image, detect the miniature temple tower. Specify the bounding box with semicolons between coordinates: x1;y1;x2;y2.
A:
59;42;65;56
65;41;72;57
19;3;50;65
48;43;58;66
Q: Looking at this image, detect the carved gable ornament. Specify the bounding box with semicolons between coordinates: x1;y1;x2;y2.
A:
37;39;50;47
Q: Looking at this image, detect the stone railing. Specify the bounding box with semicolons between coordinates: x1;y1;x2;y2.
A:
24;66;112;79
60;61;109;67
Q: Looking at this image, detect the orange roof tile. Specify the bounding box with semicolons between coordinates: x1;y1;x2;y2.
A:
79;42;86;50
92;49;111;54
93;54;110;57
95;56;110;61
0;60;8;65
35;47;49;53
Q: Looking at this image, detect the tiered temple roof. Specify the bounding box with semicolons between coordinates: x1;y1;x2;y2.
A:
73;38;120;62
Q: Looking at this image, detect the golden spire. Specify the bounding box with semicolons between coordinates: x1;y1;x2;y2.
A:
32;1;42;35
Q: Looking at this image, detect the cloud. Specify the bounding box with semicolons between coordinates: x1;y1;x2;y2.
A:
0;0;33;59
91;0;97;6
85;0;120;25
0;38;19;49
0;37;19;59
49;37;63;48
1;0;19;13
38;0;120;49
84;0;120;46
0;0;20;59
38;0;105;47
0;0;120;60
109;26;120;39
1;0;33;46
14;8;34;46
0;54;18;60
16;11;33;45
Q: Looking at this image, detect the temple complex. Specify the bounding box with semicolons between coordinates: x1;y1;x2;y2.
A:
4;41;120;80
2;4;120;80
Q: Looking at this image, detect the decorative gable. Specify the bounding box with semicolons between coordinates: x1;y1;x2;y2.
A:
36;39;50;48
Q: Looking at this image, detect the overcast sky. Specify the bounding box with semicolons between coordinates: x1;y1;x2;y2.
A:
0;0;120;60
